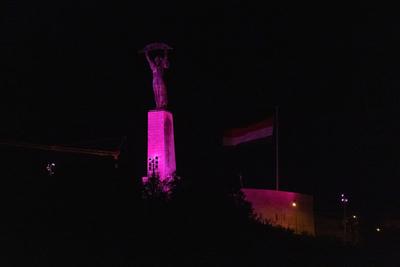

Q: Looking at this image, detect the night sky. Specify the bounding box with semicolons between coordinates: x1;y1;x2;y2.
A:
1;2;399;219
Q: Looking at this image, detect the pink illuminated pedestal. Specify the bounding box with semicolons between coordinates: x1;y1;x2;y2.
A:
146;110;176;183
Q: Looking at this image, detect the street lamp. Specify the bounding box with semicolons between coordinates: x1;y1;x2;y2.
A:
340;193;349;243
291;201;298;233
340;193;348;203
46;162;56;176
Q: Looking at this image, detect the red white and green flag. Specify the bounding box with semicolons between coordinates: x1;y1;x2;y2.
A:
223;117;274;146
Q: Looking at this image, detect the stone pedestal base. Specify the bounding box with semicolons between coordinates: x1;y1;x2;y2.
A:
146;110;176;184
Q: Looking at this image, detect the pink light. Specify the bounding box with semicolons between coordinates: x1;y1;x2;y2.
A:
146;110;176;190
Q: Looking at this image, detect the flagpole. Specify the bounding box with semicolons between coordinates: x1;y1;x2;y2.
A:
275;105;279;191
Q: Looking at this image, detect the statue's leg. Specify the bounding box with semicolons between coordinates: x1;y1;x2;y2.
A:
153;81;159;108
160;85;167;108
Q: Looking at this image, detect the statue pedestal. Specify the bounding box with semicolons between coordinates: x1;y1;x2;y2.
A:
146;110;176;184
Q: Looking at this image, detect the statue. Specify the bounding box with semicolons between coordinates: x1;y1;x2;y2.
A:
140;43;173;109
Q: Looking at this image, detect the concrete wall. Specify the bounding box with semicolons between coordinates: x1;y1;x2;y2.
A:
242;188;315;236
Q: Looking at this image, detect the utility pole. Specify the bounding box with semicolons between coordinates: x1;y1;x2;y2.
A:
239;173;243;188
275;106;279;191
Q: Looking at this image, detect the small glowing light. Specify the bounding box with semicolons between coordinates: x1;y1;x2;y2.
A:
292;202;297;207
352;215;357;219
376;228;381;232
340;193;349;203
46;162;56;176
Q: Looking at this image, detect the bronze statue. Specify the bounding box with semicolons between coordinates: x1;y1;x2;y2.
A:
140;43;172;109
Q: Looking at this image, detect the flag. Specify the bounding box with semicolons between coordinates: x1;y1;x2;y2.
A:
223;117;274;146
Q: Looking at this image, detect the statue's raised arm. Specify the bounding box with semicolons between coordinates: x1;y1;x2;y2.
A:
162;49;169;69
144;50;156;71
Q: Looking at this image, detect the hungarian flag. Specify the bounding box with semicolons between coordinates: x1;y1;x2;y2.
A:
223;117;274;146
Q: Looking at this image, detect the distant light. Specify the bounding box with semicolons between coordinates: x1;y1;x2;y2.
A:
46;162;56;176
376;228;381;232
352;215;357;219
340;193;348;203
292;202;297;207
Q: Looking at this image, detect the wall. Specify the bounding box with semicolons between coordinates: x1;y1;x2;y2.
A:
242;188;315;235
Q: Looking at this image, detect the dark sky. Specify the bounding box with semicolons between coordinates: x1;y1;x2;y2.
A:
1;2;400;217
